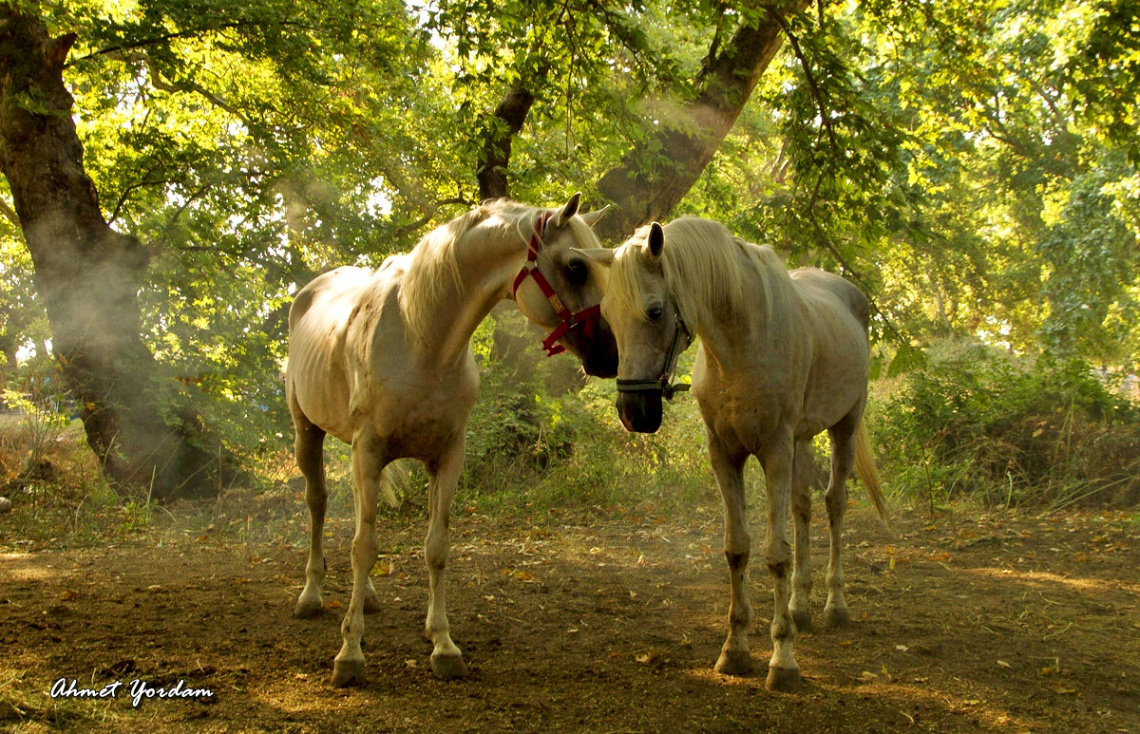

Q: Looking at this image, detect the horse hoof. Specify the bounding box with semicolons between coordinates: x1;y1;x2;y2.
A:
765;665;801;692
364;594;382;615
714;650;754;677
332;658;367;688
823;606;851;629
430;653;470;679
294;597;324;619
792;609;812;633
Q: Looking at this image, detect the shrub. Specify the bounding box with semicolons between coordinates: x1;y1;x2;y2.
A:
869;338;1140;510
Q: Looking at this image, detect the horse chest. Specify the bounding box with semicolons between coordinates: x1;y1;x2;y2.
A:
352;369;478;457
697;389;785;453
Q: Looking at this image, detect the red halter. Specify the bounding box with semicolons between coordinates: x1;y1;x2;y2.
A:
512;213;603;357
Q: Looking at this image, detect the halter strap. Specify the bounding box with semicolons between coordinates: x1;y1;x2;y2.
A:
512;212;603;357
615;305;692;401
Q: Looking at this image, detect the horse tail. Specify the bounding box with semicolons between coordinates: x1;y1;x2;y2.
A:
378;460;410;509
854;419;890;525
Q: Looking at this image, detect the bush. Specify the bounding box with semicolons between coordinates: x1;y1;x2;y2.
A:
460;307;719;518
869;338;1140;510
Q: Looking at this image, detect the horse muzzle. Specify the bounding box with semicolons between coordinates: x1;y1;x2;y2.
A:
616;390;663;434
573;320;619;378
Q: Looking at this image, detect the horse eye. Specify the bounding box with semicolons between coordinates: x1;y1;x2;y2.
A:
647;305;663;321
567;258;589;280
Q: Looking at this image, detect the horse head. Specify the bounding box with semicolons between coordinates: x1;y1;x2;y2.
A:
512;193;619;378
580;221;692;433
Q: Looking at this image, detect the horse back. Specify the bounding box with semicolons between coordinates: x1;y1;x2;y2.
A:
789;268;869;334
287;266;395;441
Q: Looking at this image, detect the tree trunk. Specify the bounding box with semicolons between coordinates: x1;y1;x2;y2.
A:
0;7;225;499
477;80;538;201
594;1;808;243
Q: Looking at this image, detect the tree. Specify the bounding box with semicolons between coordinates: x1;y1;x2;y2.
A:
0;6;226;498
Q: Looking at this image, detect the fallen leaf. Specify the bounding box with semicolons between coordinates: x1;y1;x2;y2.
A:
59;590;77;602
997;660;1012;669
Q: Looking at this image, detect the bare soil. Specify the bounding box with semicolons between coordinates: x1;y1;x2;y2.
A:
1;501;1138;733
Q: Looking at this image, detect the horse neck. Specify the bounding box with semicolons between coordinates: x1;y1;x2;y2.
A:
409;217;530;364
686;252;793;374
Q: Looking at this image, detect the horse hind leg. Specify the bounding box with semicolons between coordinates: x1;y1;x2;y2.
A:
423;437;469;679
823;417;858;629
789;439;814;633
292;406;329;620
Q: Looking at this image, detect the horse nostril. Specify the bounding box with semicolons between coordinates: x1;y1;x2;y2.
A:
616;391;663;434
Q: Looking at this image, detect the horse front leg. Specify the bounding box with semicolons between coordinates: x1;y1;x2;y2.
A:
790;439;815;633
332;428;388;687
423;435;469;678
823;421;858;629
760;429;800;691
708;433;753;677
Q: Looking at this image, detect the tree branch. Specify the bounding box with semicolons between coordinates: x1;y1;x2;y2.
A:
477;80;539;201
774;12;840;157
595;1;811;243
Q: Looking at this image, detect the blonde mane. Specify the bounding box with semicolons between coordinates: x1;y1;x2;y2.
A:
398;208;481;345
609;217;788;332
399;199;572;345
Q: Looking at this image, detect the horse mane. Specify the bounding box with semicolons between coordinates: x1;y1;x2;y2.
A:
609;217;787;332
399;199;559;345
399;208;480;346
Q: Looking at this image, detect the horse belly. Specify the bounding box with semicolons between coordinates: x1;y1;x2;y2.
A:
288;347;354;442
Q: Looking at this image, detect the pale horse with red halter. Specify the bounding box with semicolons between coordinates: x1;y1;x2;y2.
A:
577;217;889;691
285;194;614;686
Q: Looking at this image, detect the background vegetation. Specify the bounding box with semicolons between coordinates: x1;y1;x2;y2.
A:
2;0;1139;544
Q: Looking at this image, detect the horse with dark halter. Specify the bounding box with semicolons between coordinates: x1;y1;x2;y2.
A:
579;216;888;691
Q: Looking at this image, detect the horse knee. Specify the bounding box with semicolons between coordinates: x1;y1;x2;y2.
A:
424;530;450;571
725;550;750;572
765;538;792;573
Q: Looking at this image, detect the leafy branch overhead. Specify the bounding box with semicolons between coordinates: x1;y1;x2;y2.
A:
0;0;1137;497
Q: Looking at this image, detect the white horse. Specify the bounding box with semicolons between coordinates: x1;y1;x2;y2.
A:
285;195;612;686
581;217;888;691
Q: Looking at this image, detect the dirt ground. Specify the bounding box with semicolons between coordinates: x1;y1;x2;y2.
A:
1;499;1138;733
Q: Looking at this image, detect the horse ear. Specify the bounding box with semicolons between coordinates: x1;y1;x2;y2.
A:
556;192;582;228
578;204;610;228
571;247;614;267
648;222;664;258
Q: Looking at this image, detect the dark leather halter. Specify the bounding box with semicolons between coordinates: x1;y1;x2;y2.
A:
615;305;693;401
512;212;603;357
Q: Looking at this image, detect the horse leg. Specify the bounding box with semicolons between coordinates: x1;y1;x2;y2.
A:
823;418;858;629
332;428;388;687
292;407;329;619
789;439;814;633
759;429;800;691
423;436;469;679
708;433;753;677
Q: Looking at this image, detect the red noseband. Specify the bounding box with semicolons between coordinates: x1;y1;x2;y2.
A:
512;212;603;357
